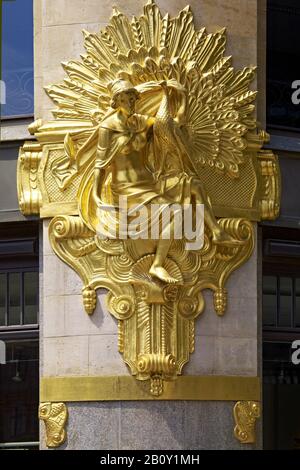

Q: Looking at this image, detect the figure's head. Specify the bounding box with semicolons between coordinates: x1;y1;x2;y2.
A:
108;79;140;115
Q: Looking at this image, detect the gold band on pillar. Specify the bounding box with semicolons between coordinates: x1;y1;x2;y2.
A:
40;376;261;402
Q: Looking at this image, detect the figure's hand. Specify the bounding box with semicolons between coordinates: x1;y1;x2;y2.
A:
165;79;186;94
90;109;102;125
158;80;167;89
174;115;186;126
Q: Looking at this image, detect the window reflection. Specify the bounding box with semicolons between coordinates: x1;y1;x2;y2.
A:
267;0;300;129
0;269;38;328
263;275;300;329
0;340;39;444
24;272;38;325
263;276;277;327
1;0;34;118
0;274;6;327
8;273;21;326
279;277;292;327
295;279;300;328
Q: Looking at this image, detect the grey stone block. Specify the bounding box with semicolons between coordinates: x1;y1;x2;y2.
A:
41;401;261;450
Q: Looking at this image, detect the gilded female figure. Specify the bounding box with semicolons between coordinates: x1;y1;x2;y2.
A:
90;78;237;284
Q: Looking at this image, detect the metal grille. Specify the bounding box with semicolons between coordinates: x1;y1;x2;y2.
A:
196;156;257;209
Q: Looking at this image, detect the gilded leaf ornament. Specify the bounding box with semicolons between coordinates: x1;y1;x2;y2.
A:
233;401;261;444
18;1;280;395
39;402;68;448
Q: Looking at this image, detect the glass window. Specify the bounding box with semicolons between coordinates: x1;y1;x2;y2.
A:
0;144;20;213
263;273;300;329
0;339;39;445
263;275;277;327
0;269;38;328
276;156;300;225
0;223;39;449
1;0;34;118
8;272;21;326
295;279;300;328
267;0;300;130
0;273;6;326
279;277;293;327
24;272;38;325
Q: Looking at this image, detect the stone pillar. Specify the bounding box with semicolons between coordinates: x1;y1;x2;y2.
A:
36;0;261;450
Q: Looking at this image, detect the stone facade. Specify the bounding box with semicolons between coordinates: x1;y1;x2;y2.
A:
37;0;261;450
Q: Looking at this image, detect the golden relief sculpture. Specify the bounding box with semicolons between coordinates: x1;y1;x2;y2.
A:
39;402;68;448
18;1;280;396
233;401;261;444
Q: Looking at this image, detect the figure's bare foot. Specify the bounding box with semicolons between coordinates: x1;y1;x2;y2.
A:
149;265;178;284
212;230;244;247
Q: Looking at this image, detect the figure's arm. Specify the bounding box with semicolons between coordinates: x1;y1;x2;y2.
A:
93;127;112;207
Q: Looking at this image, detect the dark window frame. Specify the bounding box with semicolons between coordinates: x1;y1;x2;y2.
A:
0;267;39;330
262;226;300;339
0;221;39;447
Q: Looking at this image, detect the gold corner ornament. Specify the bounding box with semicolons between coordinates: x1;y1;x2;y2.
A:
18;1;280;396
39;402;68;448
233;401;261;444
